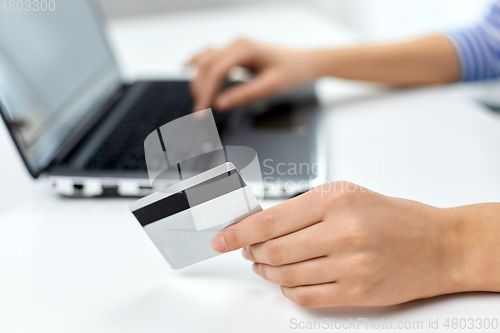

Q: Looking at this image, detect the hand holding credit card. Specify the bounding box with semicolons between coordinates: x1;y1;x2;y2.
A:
129;109;264;269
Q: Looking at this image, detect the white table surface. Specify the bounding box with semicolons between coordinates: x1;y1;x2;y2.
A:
1;3;500;332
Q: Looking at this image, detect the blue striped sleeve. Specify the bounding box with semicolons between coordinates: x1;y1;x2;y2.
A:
445;1;500;82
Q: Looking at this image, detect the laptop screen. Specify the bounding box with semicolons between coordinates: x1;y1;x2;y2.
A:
0;0;121;176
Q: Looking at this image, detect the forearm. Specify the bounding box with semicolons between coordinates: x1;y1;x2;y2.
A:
450;203;500;293
308;35;460;86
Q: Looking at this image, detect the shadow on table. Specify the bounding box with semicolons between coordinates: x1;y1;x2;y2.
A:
301;291;500;317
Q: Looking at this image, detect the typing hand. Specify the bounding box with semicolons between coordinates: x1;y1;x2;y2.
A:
211;181;469;307
187;39;315;112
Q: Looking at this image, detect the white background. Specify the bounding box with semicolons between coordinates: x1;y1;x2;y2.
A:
98;0;494;40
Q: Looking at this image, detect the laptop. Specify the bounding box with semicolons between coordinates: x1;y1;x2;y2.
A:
0;0;325;198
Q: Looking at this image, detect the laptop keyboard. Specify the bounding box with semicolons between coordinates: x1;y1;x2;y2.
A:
84;81;194;171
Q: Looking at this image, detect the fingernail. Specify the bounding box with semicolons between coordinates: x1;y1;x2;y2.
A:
211;236;227;253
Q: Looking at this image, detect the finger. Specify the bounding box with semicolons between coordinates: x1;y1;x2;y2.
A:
242;221;328;265
185;48;217;67
214;70;284;110
211;189;325;253
190;51;225;111
192;47;254;111
281;283;343;308
252;257;336;287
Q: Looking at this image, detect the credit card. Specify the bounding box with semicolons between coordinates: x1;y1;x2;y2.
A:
129;162;262;269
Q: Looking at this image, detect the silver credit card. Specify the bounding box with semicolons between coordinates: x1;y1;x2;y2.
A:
130;162;262;269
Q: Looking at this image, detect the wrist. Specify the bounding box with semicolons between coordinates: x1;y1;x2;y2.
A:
445;204;500;293
306;49;335;79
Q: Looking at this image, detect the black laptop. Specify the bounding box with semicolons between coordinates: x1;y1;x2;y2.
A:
0;0;323;198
